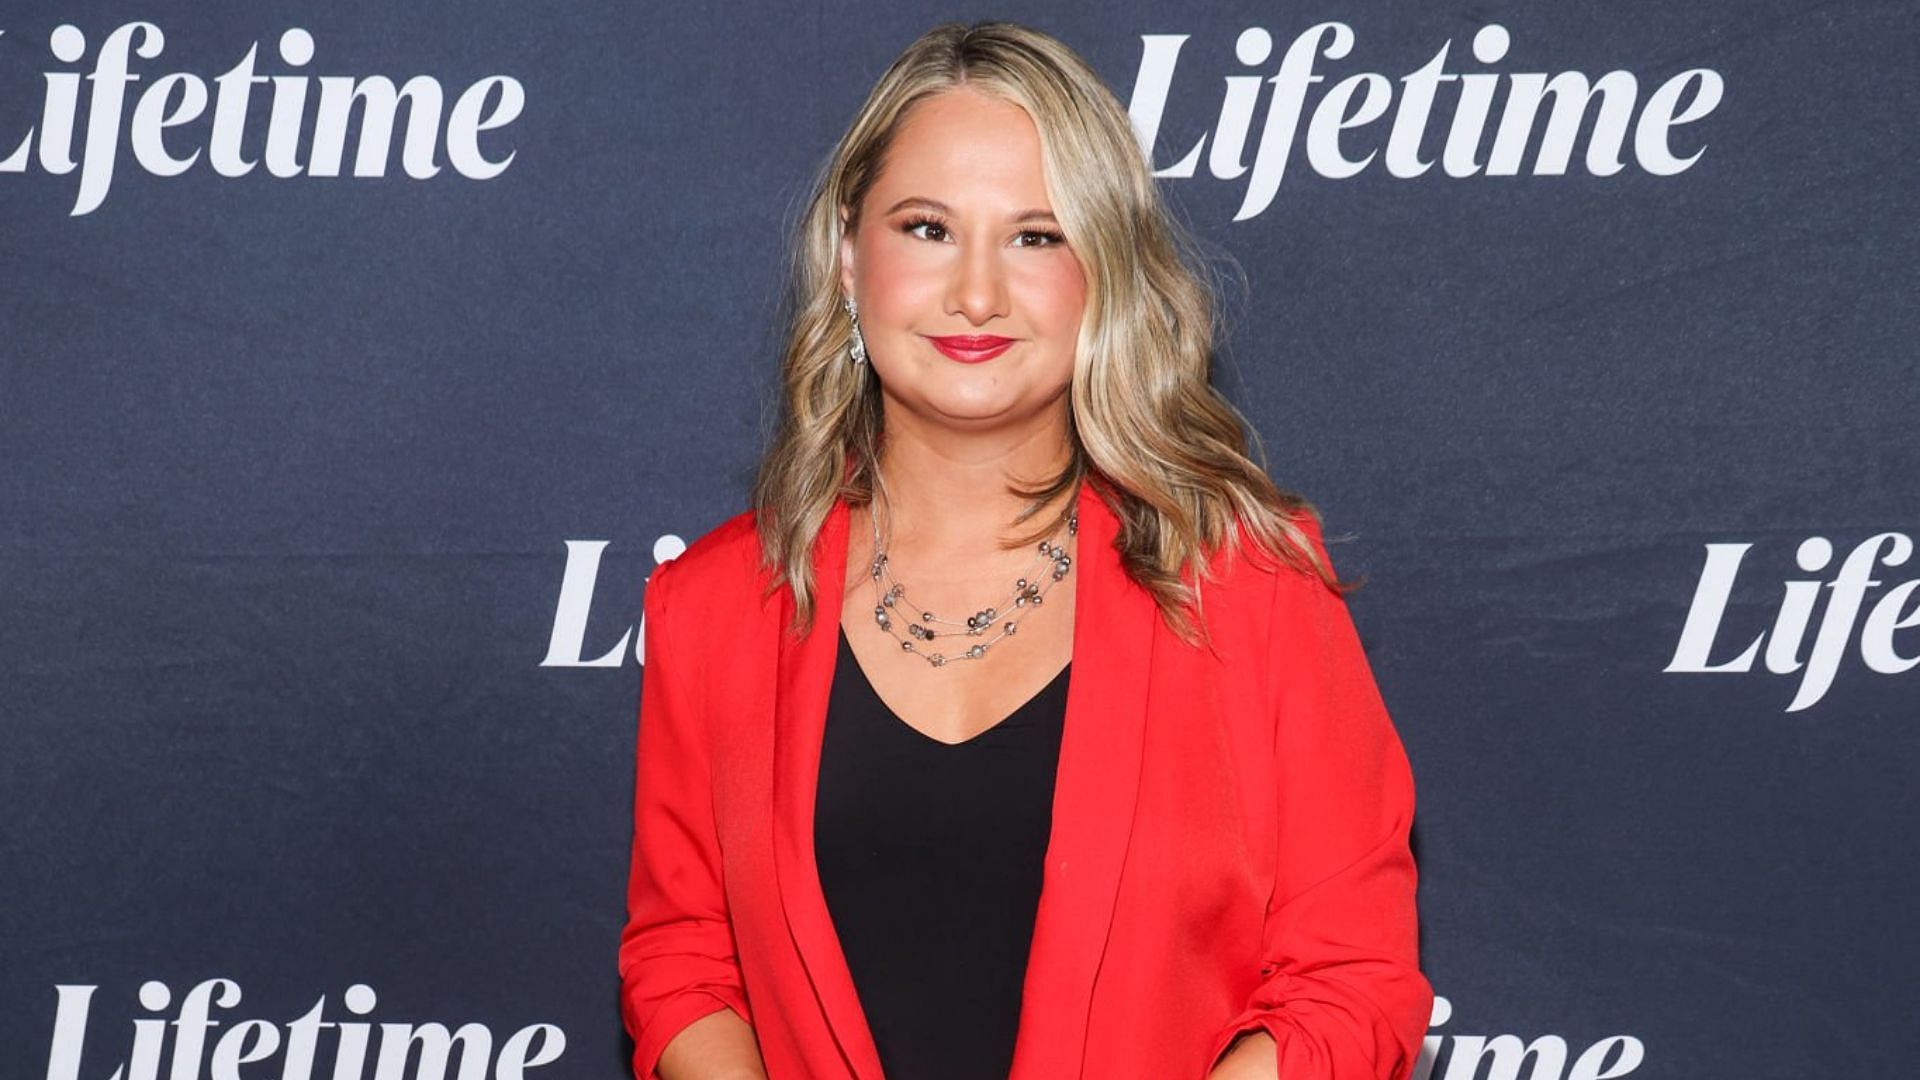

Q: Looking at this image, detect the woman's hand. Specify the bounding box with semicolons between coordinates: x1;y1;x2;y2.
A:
1206;1029;1279;1079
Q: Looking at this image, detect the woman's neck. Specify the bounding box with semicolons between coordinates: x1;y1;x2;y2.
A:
869;416;1076;559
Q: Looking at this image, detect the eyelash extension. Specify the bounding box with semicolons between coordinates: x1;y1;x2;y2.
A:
901;214;1067;247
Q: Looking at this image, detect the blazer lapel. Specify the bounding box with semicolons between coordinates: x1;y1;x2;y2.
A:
769;484;1153;1080
1010;482;1154;1078
770;496;885;1079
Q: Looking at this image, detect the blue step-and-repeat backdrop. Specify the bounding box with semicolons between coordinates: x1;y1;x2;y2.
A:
3;2;1915;1077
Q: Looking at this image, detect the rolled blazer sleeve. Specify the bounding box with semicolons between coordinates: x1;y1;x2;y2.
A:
618;556;754;1079
1204;522;1433;1079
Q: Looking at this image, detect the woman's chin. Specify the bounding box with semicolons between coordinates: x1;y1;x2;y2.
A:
876;363;1071;429
911;387;1038;428
929;397;1025;426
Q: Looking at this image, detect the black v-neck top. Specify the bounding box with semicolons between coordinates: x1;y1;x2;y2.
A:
814;626;1071;1080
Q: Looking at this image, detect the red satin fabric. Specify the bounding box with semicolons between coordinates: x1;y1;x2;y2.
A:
618;483;1432;1079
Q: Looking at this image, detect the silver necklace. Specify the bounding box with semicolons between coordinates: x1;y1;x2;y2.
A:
864;490;1078;668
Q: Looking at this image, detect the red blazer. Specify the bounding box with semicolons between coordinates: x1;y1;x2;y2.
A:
618;482;1432;1079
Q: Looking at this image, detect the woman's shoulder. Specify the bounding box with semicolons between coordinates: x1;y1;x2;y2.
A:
651;507;772;601
1188;508;1353;639
1209;507;1335;589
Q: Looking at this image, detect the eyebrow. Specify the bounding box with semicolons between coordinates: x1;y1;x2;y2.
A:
882;196;1058;225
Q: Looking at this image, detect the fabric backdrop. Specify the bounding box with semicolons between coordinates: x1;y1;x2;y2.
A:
4;2;1915;1076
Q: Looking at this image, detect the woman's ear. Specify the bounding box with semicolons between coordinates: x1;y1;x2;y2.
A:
837;206;856;300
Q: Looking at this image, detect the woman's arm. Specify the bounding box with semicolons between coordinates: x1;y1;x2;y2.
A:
1207;1030;1280;1079
657;1008;769;1080
1202;521;1434;1079
618;557;767;1079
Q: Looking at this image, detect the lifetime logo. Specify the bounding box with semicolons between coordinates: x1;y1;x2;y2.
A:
541;536;688;668
45;979;564;1080
1665;532;1919;712
0;22;524;216
1415;994;1643;1080
1127;22;1724;221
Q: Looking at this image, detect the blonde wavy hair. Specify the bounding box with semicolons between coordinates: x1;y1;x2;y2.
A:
750;20;1341;645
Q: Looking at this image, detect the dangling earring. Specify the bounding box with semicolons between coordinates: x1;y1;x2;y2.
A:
844;296;868;365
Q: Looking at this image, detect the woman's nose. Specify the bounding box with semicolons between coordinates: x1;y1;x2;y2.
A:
945;244;1009;326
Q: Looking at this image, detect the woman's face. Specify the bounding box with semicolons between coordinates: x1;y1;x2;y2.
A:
840;87;1087;430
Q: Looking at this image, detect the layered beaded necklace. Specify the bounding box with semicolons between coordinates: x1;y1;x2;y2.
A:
864;487;1079;668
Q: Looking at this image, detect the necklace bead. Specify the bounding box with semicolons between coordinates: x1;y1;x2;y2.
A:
863;488;1078;668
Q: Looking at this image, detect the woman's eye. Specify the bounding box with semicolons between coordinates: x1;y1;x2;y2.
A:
905;219;948;242
902;219;1064;248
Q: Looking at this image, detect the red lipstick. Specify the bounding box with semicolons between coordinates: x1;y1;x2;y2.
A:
926;334;1016;363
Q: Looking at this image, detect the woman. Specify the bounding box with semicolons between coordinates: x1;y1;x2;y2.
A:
618;21;1432;1080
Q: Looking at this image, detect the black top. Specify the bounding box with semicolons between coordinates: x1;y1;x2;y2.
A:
814;626;1071;1080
